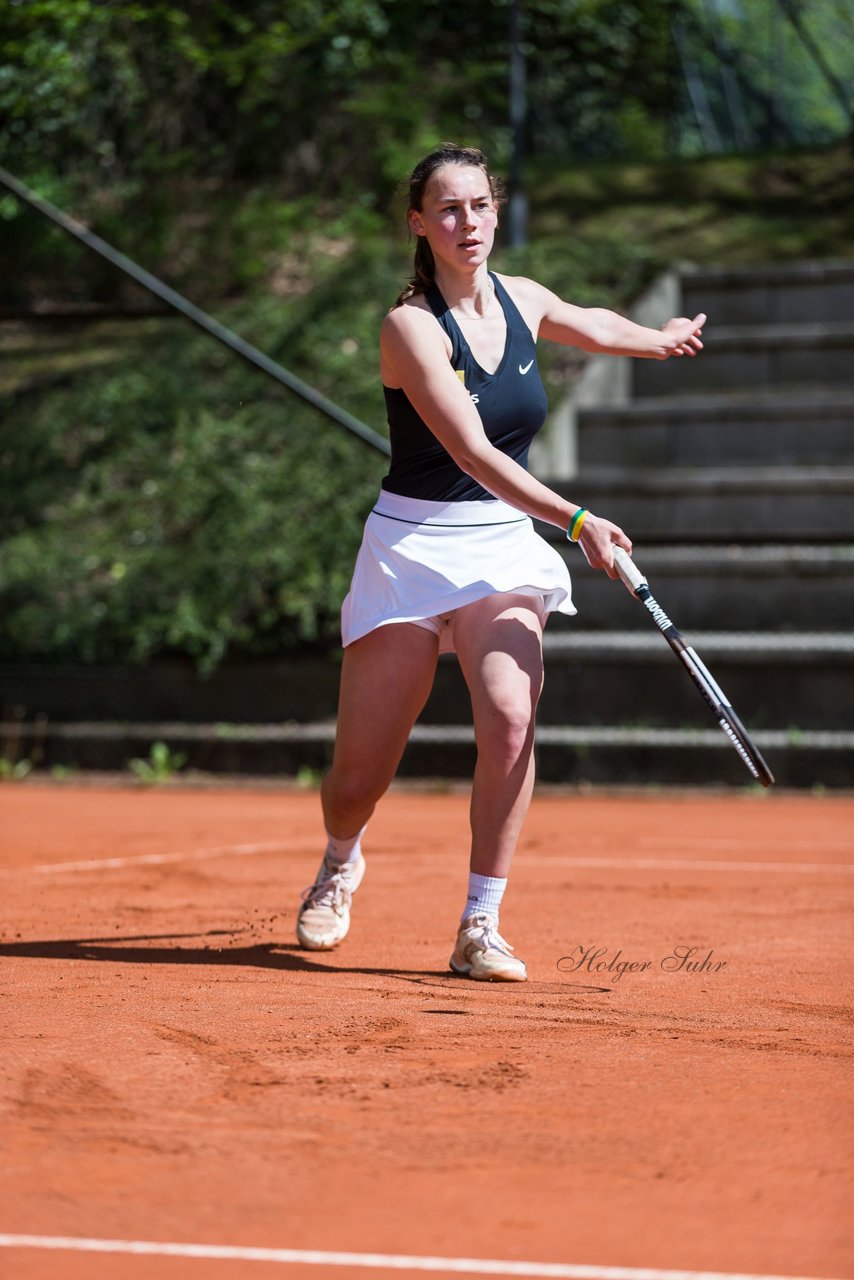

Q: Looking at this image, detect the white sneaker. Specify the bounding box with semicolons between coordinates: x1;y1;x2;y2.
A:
449;914;527;982
296;852;366;951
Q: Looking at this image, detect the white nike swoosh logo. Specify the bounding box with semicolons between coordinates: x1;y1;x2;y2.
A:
519;360;534;375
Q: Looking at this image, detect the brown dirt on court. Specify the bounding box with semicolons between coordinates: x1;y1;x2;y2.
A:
1;782;853;1280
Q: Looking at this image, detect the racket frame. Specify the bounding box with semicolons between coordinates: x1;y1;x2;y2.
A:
612;546;774;787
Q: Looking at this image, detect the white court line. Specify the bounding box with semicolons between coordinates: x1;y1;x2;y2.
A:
2;840;303;875
527;856;854;875
0;1235;845;1279
3;845;853;877
637;836;854;856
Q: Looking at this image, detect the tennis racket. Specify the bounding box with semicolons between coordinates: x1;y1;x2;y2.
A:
612;546;774;787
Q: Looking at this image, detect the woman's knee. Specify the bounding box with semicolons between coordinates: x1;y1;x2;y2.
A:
323;762;391;819
477;689;538;766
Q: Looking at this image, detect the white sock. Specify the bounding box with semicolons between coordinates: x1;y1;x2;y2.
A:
461;872;507;923
325;823;367;867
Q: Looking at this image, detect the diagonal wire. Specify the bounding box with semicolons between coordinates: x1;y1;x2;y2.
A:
0;165;391;457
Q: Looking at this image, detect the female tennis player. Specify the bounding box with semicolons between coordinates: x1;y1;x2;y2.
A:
296;143;705;980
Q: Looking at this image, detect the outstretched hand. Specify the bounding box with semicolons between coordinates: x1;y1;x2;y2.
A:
577;513;632;581
660;312;706;357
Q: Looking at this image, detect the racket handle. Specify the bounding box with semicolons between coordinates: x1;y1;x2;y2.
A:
612;545;647;594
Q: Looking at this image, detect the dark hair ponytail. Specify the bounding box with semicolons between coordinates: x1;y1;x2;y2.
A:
409;237;437;301
394;143;505;307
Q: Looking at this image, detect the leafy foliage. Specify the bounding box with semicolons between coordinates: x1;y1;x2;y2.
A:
128;741;187;784
2;0;849;191
0;305;385;671
0;756;32;780
2;0;850;301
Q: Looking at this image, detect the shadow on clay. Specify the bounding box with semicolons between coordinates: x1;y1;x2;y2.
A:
0;931;612;993
0;929;445;978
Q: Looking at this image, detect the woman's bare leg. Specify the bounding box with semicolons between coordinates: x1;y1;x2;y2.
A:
321;622;440;837
451;593;545;878
297;622;440;951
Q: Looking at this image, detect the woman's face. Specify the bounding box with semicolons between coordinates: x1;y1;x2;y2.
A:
409;164;498;272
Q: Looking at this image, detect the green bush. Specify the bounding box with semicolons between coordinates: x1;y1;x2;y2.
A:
0;249;392;671
128;742;188;784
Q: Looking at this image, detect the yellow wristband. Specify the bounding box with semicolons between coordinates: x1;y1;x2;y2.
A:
568;509;588;542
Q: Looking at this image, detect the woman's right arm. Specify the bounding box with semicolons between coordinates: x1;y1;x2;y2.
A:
380;306;631;578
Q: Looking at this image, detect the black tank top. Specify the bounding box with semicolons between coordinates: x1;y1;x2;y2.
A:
381;272;548;502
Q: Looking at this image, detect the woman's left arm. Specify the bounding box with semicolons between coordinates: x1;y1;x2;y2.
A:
512;277;706;360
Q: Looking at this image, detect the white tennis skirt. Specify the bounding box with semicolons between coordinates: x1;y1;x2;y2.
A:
341;490;577;653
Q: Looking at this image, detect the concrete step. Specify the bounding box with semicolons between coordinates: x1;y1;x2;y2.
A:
0;656;343;726
546;467;854;541
10;718;852;790
422;633;854;732
7;629;852;744
576;390;854;468
633;321;854;398
540;631;854;731
680;259;854;326
538;542;854;630
404;725;853;790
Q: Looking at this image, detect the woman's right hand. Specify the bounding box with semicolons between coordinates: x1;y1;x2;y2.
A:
659;313;706;357
576;512;632;581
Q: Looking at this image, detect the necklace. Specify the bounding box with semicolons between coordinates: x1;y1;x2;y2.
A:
451;281;495;322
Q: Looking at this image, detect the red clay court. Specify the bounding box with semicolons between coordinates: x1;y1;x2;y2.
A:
2;780;853;1279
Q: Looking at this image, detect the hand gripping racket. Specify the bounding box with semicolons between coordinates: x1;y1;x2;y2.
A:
612;546;774;787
